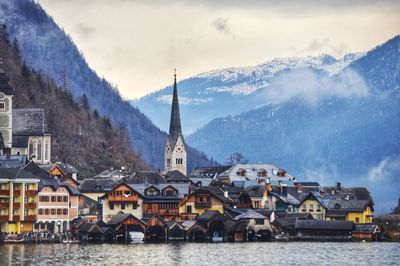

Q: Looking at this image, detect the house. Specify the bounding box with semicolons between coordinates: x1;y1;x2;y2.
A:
326;199;373;223
268;187;300;213
352;223;381;241
0;168;39;233
101;183;144;223
40;162;79;188
298;191;329;220
244;185;271;209
77;221;115;242
142;213;169;242
106;213;146;243
78;194;101;223
273;212;314;238
167;221;185;241
130;183;189;221
179;186;233;220
195;210;227;242
294;220;353;241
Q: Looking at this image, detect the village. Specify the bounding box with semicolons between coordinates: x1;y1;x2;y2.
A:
0;69;384;244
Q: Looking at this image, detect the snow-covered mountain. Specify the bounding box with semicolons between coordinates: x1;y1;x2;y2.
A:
186;36;400;213
133;53;364;134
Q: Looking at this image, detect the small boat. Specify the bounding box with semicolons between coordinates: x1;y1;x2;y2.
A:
4;238;24;244
62;239;80;244
129;232;144;243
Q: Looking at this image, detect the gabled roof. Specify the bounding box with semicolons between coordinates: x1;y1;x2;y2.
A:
0;168;40;180
165;170;188;182
129;183;189;199
197;210;225;221
0;69;15;95
126;171;166;184
106;213;145;226
234;209;266;220
189;177;213;187
79;178;117;193
269;191;300;206
298;191;329;209
327;199;371;212
245;185;267;197
295;220;354;230
13;109;48;136
190;186;233;203
23;161;51;179
189;166;231;179
0;155;28;168
353;224;380;234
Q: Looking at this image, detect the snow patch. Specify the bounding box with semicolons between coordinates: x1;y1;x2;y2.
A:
156;95;213;105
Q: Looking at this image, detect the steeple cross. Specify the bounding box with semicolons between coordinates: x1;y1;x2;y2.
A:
174;68;177;77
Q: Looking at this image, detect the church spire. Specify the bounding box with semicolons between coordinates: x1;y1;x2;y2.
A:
169;69;182;142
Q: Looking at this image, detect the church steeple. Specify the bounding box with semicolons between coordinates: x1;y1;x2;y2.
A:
169;69;182;143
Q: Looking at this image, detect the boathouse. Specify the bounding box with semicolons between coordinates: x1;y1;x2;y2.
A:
295;220;353;241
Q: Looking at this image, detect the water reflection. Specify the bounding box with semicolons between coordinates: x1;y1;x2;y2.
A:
0;242;399;266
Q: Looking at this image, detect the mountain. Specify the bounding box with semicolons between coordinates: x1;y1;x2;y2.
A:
187;36;400;212
0;23;148;177
133;52;364;134
0;0;215;172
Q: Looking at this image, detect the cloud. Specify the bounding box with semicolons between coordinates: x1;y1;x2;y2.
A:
304;38;347;56
211;17;235;39
367;157;400;182
74;23;95;38
264;68;369;105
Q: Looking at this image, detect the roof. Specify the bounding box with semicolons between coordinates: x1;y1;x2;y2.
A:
0;168;40;180
128;183;189;199
189;166;231;179
126;171;166;184
0;132;4;150
13;109;48;136
197;210;225;221
23;161;51;179
79;178;117;192
165;170;188;182
295;220;354;230
298;191;329;209
245;185;267;197
106;213;143;226
191;186;233;203
294;182;320;187
353;224;380;234
327;199;370;212
189;177;213;187
323;186;372;201
11;135;29;148
0;155;28;168
168;73;183;149
269;191;300;206
0;69;15;95
39;177;80;195
55;162;78;174
234;209;266;220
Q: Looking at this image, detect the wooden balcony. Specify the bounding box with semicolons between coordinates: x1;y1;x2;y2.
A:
194;201;212;208
108;195;138;202
25;202;36;209
0;215;8;221
24;215;36;222
13;190;21;196
0;202;9;208
13;202;21;209
0;190;9;196
145;209;179;215
180;213;198;220
12;215;20;221
25;190;36;197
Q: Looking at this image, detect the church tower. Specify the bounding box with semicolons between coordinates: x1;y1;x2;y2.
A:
0;68;15;153
164;70;187;176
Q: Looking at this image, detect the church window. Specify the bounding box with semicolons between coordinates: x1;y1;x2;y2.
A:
176;158;183;164
45;141;49;161
37;140;42;160
167;158;171;167
0;102;4;110
29;141;34;159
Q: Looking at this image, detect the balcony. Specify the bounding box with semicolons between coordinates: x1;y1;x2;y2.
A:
0;190;9;196
25;202;36;209
12;215;20;221
25;190;36;197
194;201;212;208
13;202;21;209
0;202;9;209
24;215;36;222
179;213;198;220
13;190;21;197
159;209;179;215
108;195;138;202
0;215;8;221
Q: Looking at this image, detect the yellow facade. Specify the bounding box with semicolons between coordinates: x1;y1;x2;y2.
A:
178;202;224;216
346;206;373;223
299;199;326;220
0;180;39;234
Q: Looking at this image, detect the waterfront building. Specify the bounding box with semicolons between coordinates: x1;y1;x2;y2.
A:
325;199;373;223
179;186;233;220
244;185;271;209
0;168;39;233
78;194;101;223
294;220;354;241
298;191;329;220
164;72;187;176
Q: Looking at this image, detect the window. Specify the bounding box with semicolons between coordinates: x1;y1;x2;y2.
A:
45;141;49;161
255;219;264;225
40;223;45;229
39;209;43;215
176;158;183;164
25;184;29;190
57;209;62;215
132;202;137;209
186;205;192;214
24;197;28;203
163;189;177;196
166;159;171;167
37;140;42;160
51;209;56;215
317;204;321;212
63;209;68;215
109;203;114;210
309;204;314;212
355;217;360;223
302;204;306;211
29;141;34;159
145;188;160;196
51;196;56;202
57;196;62;202
121;203;125;210
63;196;68;202
0;102;5;110
45;209;49;215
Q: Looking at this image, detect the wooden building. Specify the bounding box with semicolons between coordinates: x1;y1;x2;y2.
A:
352;223;381;241
295;220;354;241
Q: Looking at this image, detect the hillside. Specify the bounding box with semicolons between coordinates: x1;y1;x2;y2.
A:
133;53;364;134
0;0;215;171
0;23;149;177
187;36;400;212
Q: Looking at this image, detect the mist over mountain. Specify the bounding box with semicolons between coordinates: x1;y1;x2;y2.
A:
186;36;400;213
0;0;216;172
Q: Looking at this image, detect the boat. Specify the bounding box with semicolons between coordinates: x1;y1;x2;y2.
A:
62;239;80;244
4;238;24;244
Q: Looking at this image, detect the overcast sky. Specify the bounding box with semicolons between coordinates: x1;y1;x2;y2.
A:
36;0;400;99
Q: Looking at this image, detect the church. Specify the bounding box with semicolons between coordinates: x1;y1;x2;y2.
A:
164;71;187;176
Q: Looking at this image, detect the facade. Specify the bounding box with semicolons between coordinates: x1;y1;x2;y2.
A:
0;69;15;153
326;200;373;223
298;191;328;220
244;185;271;209
164;72;187;176
0;168;39;233
101;183;144;223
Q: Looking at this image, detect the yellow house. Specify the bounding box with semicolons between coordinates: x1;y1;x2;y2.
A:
0;168;39;233
298;191;328;220
326;200;373;223
179;187;232;220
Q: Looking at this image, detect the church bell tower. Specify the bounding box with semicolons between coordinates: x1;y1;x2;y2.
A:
164;70;187;176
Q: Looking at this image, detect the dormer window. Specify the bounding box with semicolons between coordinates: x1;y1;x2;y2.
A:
257;169;267;177
236;168;245;177
145;187;160;196
162;186;178;196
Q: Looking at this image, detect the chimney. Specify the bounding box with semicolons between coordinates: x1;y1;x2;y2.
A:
297;183;302;193
336;182;341;191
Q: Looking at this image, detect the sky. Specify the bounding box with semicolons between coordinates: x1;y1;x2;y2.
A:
36;0;400;99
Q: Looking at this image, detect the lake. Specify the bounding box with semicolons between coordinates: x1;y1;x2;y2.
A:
1;242;399;266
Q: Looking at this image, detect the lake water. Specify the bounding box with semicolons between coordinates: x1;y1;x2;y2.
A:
1;242;399;266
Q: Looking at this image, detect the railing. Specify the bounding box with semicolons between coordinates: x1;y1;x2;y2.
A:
13;202;21;209
12;215;20;221
0;215;8;221
13;190;21;197
194;201;212;208
25;190;36;197
25;202;37;209
0;202;9;208
0;190;9;196
24;215;36;222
